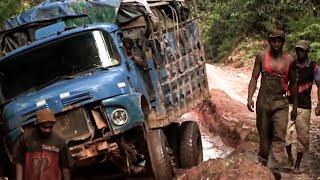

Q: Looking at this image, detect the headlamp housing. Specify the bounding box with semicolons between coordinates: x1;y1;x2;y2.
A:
111;108;128;126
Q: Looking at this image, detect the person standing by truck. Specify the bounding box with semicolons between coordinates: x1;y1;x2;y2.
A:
247;29;298;166
285;40;320;174
14;108;73;180
123;37;147;68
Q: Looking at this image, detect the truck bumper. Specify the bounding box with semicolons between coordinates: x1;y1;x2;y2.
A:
69;137;118;162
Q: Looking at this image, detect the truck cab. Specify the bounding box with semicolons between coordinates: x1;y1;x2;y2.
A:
0;0;209;179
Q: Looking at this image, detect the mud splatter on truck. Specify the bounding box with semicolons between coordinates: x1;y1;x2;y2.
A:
0;0;209;179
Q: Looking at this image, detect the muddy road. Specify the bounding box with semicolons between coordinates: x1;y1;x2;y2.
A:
3;64;320;180
178;64;320;180
74;63;320;179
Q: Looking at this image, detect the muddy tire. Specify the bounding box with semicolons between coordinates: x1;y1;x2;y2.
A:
179;121;203;168
146;129;174;180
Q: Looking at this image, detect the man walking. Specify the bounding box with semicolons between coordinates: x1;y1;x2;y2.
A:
247;29;297;166
285;40;320;173
14;108;73;180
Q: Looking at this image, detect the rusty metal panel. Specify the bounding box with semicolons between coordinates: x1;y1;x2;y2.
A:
91;109;107;130
54;107;93;143
69;138;118;161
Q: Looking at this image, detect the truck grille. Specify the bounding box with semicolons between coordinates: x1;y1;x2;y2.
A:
61;92;93;107
54;107;93;143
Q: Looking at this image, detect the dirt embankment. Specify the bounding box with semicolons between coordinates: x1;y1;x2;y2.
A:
178;154;275;180
196;91;256;147
178;91;274;180
178;92;275;180
200;64;257;148
178;64;276;180
179;64;320;180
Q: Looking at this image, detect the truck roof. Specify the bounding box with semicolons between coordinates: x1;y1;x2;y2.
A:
3;0;121;32
0;23;119;63
0;0;188;57
2;0;185;32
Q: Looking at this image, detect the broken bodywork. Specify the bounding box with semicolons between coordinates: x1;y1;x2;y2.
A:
0;0;208;178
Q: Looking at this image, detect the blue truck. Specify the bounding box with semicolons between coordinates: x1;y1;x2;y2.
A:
0;0;209;179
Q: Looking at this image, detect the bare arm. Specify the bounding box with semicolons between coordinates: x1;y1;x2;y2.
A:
62;168;71;180
14;134;27;180
16;163;23;180
247;53;262;112
317;83;320;102
316;82;320;116
315;76;320;103
132;53;147;67
60;143;74;180
314;65;320;115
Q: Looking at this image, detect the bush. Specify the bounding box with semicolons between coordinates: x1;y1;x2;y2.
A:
199;0;319;63
286;15;320;62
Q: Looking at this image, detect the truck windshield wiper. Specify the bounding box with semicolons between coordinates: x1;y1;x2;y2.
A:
37;75;75;90
71;64;109;75
1;75;75;105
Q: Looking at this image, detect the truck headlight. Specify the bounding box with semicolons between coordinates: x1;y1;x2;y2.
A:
111;108;128;126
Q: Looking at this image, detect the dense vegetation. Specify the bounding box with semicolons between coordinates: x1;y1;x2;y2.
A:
1;0;320;62
0;0;42;27
198;0;320;62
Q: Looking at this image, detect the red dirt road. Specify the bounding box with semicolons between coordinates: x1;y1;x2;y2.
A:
179;64;320;180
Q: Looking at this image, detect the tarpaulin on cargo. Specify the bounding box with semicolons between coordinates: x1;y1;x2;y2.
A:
3;0;121;31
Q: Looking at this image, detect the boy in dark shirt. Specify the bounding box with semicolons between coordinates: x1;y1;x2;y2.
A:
285;40;320;173
15;108;73;180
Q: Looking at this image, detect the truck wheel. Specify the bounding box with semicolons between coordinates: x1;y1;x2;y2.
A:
165;123;180;168
179;121;203;168
146;129;174;180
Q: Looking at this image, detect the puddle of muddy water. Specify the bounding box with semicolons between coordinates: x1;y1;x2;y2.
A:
201;130;234;161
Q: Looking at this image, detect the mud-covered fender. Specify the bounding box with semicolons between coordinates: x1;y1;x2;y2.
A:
101;93;145;135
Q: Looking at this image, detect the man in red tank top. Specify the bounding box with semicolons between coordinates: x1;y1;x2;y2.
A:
247;29;298;167
14;109;73;180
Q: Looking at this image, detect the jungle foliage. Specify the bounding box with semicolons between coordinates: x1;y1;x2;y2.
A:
0;0;43;28
0;0;319;62
198;0;320;62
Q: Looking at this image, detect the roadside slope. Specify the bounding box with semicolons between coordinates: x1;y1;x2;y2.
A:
179;63;320;179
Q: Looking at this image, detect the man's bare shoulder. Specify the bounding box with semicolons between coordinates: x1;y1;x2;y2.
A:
255;51;265;63
284;52;294;62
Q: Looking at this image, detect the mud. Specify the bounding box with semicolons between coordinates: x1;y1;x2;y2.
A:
179;64;320;180
178;154;275;180
201;129;233;161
